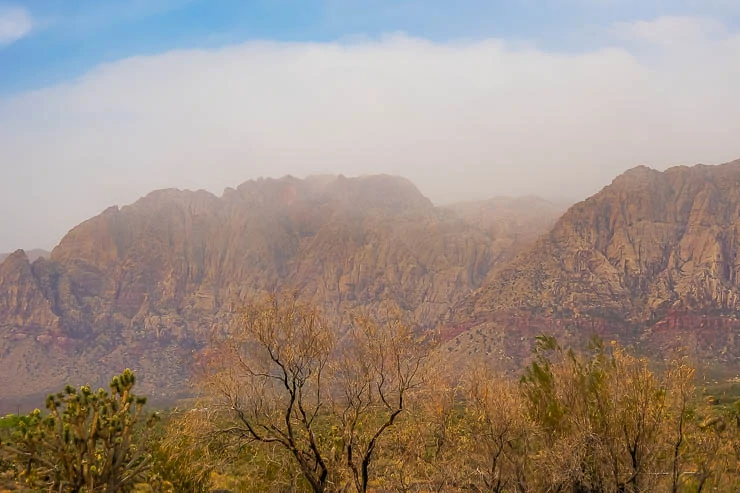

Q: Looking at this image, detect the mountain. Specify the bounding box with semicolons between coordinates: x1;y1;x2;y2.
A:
443;159;740;370
0;249;49;264
444;196;570;271
0;174;561;410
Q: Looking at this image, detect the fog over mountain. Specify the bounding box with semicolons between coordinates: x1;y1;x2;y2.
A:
6;2;740;489
1;13;740;251
0;174;569;407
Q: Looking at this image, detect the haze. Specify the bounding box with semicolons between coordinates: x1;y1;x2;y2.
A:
1;1;739;252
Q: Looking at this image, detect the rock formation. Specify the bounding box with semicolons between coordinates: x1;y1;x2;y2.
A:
444;159;740;370
0;174;561;409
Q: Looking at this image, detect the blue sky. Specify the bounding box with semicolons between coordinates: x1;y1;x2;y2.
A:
3;0;738;95
1;1;740;251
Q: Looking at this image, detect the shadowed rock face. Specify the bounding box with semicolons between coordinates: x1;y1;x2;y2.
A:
0;251;59;330
443;159;740;370
0;174;562;408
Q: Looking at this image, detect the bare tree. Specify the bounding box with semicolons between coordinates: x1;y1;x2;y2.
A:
200;294;430;492
330;315;429;492
464;366;534;493
369;366;463;493
663;361;695;493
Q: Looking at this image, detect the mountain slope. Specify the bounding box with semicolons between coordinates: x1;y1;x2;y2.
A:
0;174;559;408
444;196;570;272
443;159;740;368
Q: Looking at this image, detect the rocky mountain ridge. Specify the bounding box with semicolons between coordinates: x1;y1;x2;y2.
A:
0;174;563;409
443;159;740;370
7;160;740;409
0;249;49;264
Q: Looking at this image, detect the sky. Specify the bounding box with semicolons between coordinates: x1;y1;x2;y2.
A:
1;1;740;252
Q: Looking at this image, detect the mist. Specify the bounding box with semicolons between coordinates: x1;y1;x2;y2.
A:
1;16;739;252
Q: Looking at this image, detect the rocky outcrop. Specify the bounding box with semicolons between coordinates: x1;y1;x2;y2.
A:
0;251;59;330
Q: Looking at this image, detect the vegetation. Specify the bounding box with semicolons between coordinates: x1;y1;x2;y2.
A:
5;300;740;492
174;295;430;492
0;369;165;492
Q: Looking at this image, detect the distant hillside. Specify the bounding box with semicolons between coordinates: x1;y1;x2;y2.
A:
0;174;558;409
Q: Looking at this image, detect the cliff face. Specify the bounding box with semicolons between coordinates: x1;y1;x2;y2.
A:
0;174;559;407
444;160;740;368
0;251;59;330
44;175;490;339
458;161;740;320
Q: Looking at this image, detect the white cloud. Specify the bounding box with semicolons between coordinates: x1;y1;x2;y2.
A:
1;17;739;250
0;5;32;46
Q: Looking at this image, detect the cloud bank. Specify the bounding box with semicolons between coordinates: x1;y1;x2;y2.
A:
1;16;739;250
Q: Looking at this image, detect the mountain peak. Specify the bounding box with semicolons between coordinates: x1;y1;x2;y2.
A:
456;157;740;324
4;249;29;264
608;164;661;189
